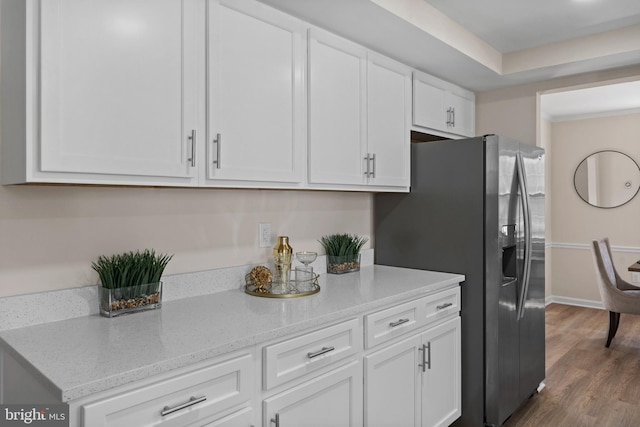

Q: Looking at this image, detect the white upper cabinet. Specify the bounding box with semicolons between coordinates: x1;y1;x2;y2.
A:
366;52;411;188
413;70;475;138
1;0;205;186
3;0;465;192
308;28;367;187
206;0;305;185
308;28;410;191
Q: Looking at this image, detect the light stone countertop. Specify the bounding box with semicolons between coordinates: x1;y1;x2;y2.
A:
0;265;464;403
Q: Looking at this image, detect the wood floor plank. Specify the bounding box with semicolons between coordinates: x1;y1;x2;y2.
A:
504;303;640;426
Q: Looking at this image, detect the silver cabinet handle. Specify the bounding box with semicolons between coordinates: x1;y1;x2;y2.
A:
364;154;371;177
271;413;280;426
446;108;452;126
187;130;196;167
451;107;455;127
389;318;410;327
161;395;206;416
436;302;453;310
371;153;376;178
418;343;432;372
307;346;335;359
213;133;221;169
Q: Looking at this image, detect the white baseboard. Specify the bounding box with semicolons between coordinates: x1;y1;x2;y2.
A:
545;295;604;310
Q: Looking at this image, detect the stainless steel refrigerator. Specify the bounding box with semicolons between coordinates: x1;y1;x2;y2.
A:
374;134;545;426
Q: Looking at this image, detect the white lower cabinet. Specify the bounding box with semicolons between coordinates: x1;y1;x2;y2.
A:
193;406;254;427
4;287;461;427
261;318;363;427
76;352;255;427
365;334;422;427
263;361;363;427
421;317;462;427
365;316;461;427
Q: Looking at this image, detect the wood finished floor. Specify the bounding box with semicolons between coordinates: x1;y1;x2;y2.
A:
504;303;640;427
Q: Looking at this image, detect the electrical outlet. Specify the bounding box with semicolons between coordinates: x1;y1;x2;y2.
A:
632;272;640;283
259;223;272;248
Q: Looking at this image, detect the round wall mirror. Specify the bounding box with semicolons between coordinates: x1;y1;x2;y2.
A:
574;151;640;208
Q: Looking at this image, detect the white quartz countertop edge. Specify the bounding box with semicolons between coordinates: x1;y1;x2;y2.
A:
0;265;464;403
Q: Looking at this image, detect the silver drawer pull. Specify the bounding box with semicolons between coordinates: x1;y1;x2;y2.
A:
161;395;206;416
307;346;335;359
437;302;453;310
389;318;410;327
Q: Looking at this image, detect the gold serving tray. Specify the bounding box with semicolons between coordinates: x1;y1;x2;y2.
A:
245;273;320;298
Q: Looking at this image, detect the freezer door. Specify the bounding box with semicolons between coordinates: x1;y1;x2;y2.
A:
518;143;546;403
485;137;522;426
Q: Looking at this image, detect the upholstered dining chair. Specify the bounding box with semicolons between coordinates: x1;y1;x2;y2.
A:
591;238;640;347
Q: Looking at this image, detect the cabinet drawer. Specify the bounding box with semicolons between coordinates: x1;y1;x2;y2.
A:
82;354;252;427
419;287;460;326
365;298;421;349
263;318;361;390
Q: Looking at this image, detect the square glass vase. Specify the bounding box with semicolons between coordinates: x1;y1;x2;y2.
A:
326;254;361;274
99;282;162;318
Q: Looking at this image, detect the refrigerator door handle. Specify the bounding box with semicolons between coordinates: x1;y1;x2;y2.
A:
516;152;533;320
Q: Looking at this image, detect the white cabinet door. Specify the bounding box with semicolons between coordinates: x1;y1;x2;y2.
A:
367;52;411;188
365;335;422;427
422;317;462;427
413;76;447;132
38;0;202;182
364;312;461;427
308;28;367;186
263;361;363;427
413;70;475;138
447;91;475;137
195;406;253;427
207;0;305;184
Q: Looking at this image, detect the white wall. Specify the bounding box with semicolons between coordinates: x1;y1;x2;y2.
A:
476;66;640;305
0;184;373;297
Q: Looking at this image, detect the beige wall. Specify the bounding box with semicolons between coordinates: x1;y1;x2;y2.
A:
0;184;372;297
476;66;640;304
550;113;640;301
476;65;640;145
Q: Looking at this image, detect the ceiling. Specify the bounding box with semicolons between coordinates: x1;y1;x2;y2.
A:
256;0;640;118
541;80;640;121
422;0;640;54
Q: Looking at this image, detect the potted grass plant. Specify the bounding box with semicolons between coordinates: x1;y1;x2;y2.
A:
92;249;173;317
319;233;368;274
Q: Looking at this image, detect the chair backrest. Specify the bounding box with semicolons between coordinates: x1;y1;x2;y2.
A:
592;238;617;286
592;238;640;314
